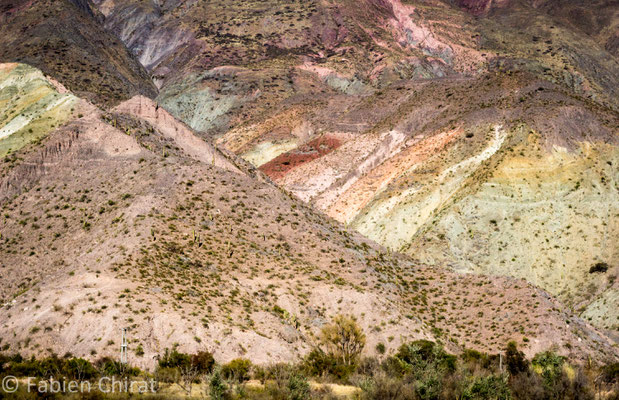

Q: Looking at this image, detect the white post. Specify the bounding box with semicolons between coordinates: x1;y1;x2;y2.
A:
120;328;128;365
499;353;503;373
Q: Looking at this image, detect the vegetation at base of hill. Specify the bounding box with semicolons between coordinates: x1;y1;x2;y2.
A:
0;345;617;399
0;316;617;399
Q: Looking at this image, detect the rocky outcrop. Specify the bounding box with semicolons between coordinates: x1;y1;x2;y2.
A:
454;0;510;15
113;96;239;172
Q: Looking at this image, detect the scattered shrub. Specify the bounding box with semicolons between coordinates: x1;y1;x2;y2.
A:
222;358;252;382
589;262;609;273
461;374;511;400
303;348;354;380
157;347;191;369
287;372;310;400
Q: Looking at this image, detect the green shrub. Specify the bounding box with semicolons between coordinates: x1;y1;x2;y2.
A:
600;362;619;384
304;349;336;377
222;358;252;382
0;353;9;374
8;355;44;377
192;351;215;374
462;374;511;400
360;372;416;400
157;348;191;369
303;349;354;380
460;349;498;371
63;357;97;380
94;357;124;376
1;353;141;380
35;354;64;377
287;372;310;400
384;340;458;400
509;370;545;400
155;367;179;383
209;368;228;400
319;315;366;366
531;351;564;388
259;362;294;386
395;340;457;373
461;349;485;363
414;373;443;400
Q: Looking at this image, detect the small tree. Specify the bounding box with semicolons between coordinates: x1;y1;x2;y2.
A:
505;341;528;376
178;351;215;395
222;358;252;382
95;356;124;376
192;351;215;374
157;348;214;394
287;372;310;400
320;314;366;366
39;354;63;378
209;367;228;400
532;351;565;388
64;358;97;381
158;348;191;369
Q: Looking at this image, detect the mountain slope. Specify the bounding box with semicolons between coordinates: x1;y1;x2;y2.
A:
87;0;619;335
0;63;78;157
0;63;616;369
0;0;157;106
271;72;619;336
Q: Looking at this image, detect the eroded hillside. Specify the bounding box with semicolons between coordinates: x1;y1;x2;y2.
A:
270;74;619;337
85;0;619;336
0;64;616;369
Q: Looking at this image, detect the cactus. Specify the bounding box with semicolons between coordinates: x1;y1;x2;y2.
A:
192;229;202;246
